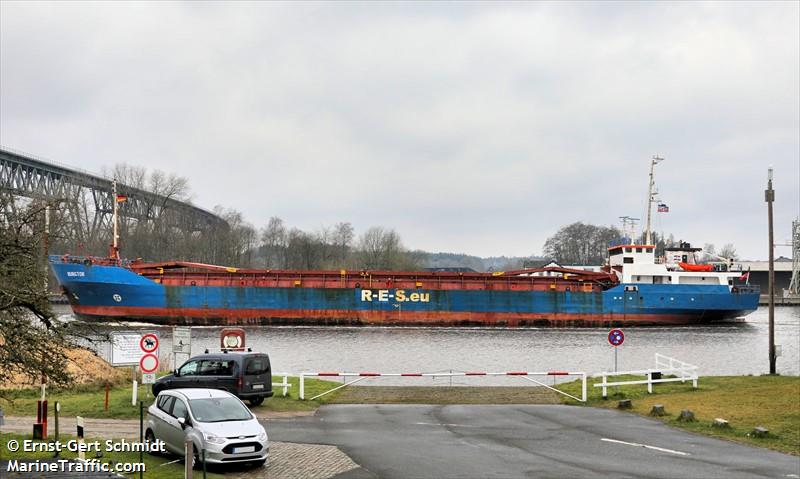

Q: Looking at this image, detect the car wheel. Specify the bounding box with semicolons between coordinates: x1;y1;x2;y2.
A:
248;396;264;407
144;429;159;456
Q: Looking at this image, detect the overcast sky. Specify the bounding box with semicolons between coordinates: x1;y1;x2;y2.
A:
1;1;798;261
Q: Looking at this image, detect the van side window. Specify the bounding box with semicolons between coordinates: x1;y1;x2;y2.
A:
200;360;234;376
179;360;200;376
245;357;269;375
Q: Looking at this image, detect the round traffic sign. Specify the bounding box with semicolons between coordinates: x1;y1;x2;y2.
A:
608;329;625;347
139;353;159;373
140;333;159;353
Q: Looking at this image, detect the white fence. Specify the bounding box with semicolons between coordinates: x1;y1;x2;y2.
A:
594;353;698;398
272;373;291;397
299;370;587;402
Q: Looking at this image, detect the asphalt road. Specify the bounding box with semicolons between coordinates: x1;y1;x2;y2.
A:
264;404;800;479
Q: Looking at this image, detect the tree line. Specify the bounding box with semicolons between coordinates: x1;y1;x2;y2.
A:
541;222;738;265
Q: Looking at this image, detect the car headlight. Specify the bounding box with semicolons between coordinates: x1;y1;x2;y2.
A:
203;432;226;445
258;431;267;441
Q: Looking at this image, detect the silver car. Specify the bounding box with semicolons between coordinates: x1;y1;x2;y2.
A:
146;388;269;467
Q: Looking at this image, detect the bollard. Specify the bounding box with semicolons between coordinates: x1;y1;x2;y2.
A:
41;400;48;439
53;402;60;458
105;382;110;411
76;416;85;461
184;438;194;478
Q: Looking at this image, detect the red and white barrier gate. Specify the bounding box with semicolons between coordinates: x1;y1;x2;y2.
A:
299;370;587;402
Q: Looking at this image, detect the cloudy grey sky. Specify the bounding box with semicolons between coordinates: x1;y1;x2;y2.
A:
1;1;798;260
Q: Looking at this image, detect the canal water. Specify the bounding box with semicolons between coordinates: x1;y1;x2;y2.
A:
61;306;799;385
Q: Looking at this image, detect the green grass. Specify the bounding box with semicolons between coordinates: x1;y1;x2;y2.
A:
556;375;800;455
0;376;342;419
0;432;224;479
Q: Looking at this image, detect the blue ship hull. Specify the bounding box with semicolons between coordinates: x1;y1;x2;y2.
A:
50;258;760;326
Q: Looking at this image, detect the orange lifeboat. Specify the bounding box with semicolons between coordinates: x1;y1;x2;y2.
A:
678;262;713;272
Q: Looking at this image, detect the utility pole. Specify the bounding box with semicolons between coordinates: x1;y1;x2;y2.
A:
644;156;664;245
765;166;776;374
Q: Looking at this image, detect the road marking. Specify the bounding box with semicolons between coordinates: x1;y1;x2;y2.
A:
414;422;476;428
601;438;690;456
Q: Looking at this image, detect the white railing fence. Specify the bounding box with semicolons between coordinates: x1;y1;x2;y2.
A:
272;372;291;397
594;353;698;398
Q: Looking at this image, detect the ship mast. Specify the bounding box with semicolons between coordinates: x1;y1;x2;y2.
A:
644;155;664;245
111;179;120;260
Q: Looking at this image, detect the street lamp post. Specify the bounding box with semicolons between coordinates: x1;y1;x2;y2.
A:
765;167;776;374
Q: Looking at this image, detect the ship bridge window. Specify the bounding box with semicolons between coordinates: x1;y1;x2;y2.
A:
636;248;643;253
625;248;632;253
623;257;634;264
609;249;623;256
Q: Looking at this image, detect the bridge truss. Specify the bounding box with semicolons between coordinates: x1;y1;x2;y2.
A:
0;147;227;255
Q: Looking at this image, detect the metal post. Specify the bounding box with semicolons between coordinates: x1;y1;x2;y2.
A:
766;167;776;374
614;347;618;373
647;371;653;394
299;373;305;400
139;401;144;479
132;379;138;406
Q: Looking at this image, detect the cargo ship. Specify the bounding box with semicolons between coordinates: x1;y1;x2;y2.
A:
49;240;759;326
48;162;760;327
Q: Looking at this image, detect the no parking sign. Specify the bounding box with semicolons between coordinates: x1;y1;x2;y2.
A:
608;329;625;347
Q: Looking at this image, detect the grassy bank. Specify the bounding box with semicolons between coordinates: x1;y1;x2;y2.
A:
0;376;341;419
0;432;224;479
556;375;800;455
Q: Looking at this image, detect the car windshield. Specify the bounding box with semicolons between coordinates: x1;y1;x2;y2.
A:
189;397;253;423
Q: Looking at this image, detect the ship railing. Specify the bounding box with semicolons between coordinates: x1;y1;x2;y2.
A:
593;353;698;398
298;370;587;403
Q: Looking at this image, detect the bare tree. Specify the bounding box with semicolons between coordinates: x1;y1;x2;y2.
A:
260;217;288;268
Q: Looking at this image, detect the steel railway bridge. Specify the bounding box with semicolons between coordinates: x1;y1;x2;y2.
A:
0;146;227;250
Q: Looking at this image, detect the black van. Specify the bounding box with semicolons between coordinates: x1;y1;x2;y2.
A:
152;351;273;405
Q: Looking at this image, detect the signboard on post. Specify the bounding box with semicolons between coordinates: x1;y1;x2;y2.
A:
172;327;191;354
607;329;624;373
220;328;246;351
110;332;145;366
141;373;156;384
607;329;625;347
140;333;159;354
